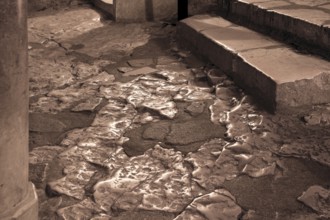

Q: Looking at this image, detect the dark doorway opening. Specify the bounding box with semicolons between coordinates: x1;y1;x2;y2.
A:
178;0;188;20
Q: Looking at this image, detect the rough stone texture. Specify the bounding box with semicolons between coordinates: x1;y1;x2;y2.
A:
177;15;330;111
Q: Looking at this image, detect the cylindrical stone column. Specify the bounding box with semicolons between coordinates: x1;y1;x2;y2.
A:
0;0;38;219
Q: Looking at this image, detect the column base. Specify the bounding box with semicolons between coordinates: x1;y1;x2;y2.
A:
0;183;38;220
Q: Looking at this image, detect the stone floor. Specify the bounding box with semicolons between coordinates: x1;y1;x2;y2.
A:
28;5;330;220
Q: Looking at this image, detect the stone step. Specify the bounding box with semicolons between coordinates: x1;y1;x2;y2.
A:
218;0;330;59
177;15;330;112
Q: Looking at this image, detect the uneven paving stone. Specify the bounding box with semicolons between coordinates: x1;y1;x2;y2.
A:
72;62;102;80
206;68;227;85
124;67;159;77
57;198;103;220
117;66;134;73
81;71;115;87
111;211;175;220
37;189;63;220
93;145;194;213
156;56;178;65
29;55;74;96
185;139;235;189
141;98;178;119
71;97;103;112
30;112;95;132
166;118;226;145
29;146;66;188
298;185;330;218
29;112;95;149
30;163;49;189
47;161;97;200
47;145;129;200
30;86;98;113
123;125;161;156
185;101;205;116
223;158;330;219
303;106;330;126
127;58;154;67
142;121;171;140
215;86;242;101
29;114;67;133
174;189;242;220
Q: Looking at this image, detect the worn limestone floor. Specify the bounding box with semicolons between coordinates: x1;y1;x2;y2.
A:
28;5;330;220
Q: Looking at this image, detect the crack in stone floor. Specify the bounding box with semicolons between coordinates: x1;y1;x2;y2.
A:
28;5;330;220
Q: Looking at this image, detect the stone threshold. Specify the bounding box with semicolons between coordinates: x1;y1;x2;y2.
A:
177;15;330;112
218;0;330;60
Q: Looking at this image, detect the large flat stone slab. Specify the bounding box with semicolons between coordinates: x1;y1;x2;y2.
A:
219;0;330;57
177;15;330;111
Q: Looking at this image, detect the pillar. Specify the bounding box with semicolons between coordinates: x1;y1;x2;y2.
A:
0;0;38;219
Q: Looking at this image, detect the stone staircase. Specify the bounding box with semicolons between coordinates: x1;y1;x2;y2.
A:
177;0;330;112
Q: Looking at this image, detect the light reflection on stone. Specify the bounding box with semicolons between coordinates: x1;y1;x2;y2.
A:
48;161;96;200
174;85;214;101
174;189;242;220
186;139;234;190
94;145;193;213
57;198;103;220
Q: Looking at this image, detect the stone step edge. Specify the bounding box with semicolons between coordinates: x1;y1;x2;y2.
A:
218;0;330;60
177;15;330;112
